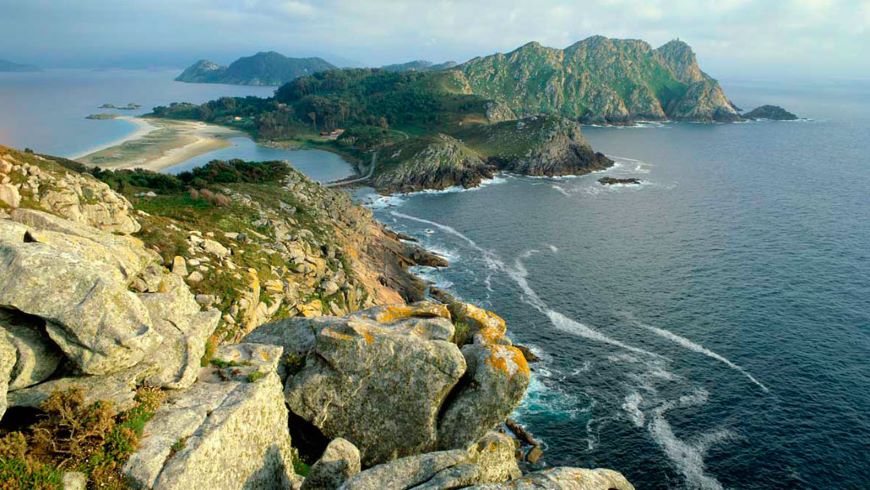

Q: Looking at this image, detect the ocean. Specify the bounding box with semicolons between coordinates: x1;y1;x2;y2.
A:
364;79;870;489
1;69;867;489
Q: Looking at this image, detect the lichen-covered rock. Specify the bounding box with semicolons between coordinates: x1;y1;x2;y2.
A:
0;239;162;375
243;316;339;381
10;208;157;282
301;438;361;490
412;463;480;490
469;467;635;490
7;362;158;413
124;350;297;489
36;167;141;234
468;432;522;484
339;449;468;490
438;342;530;450
0;308;62;391
137;273;220;390
0;332;15;420
285;303;466;465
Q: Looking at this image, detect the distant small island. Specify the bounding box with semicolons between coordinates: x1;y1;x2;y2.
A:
380;60;457;72
99;103;142;110
85;113;119;120
742;105;799;120
0;59;40;72
599;177;642;186
176;51;336;86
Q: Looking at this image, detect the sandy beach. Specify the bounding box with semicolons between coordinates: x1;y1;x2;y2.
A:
77;117;241;172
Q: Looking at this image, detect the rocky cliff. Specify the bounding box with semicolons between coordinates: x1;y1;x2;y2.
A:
0;144;634;489
455;36;740;123
369;115;611;193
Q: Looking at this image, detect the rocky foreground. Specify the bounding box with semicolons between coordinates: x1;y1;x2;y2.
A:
0;145;633;489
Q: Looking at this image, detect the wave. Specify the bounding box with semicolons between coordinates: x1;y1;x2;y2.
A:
647;389;735;490
625;315;769;393
389;211;739;489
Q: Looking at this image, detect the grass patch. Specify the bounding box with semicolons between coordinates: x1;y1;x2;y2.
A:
0;387;165;489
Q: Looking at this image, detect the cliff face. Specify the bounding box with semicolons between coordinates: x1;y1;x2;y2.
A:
455;36;739;123
373;134;496;193
369;115;611;193
176;52;336;86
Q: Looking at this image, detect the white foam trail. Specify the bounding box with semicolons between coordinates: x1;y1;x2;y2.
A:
633;320;769;393
648;389;732;490
390;211;663;359
551;185;571;197
547;244;559;253
622;392;645;427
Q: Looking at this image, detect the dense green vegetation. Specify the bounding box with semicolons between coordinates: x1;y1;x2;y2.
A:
176;51;336;86
154;68;489;139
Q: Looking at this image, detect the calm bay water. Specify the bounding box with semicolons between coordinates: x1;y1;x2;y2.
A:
366;80;870;489
0;69;353;182
1;69;867;488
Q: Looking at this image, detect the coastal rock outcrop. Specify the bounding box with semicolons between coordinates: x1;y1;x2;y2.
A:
283;303;467;465
0;309;62;390
123;343;298;489
301;438;361;490
469;467;635;489
255;301;530;467
373;134;495;194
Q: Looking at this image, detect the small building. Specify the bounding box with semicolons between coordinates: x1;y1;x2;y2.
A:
320;128;345;140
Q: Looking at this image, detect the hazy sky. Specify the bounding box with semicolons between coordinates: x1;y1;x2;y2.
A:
2;0;868;79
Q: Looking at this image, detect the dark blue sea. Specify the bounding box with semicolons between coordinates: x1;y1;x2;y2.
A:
365;79;870;489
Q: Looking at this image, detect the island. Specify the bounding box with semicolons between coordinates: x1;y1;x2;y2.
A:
742;104;799;120
151;37;741;193
0;59;40;72
380;60;457;72
99;103;142;110
175;51;336;86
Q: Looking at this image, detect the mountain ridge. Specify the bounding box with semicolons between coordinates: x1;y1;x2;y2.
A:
453;36;739;123
176;51;336;86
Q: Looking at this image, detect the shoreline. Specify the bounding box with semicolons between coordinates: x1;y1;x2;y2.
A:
76;117;241;172
69;116;156;160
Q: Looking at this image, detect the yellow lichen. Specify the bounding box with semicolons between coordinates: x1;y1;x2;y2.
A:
485;345;530;378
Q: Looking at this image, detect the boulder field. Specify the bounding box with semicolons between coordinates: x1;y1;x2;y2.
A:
0;145;633;489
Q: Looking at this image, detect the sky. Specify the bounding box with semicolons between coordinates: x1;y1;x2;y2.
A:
2;0;868;79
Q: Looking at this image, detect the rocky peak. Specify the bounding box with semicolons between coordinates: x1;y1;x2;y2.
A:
655;39;704;83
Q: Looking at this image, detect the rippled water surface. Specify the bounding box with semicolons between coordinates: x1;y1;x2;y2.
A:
367;80;870;489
